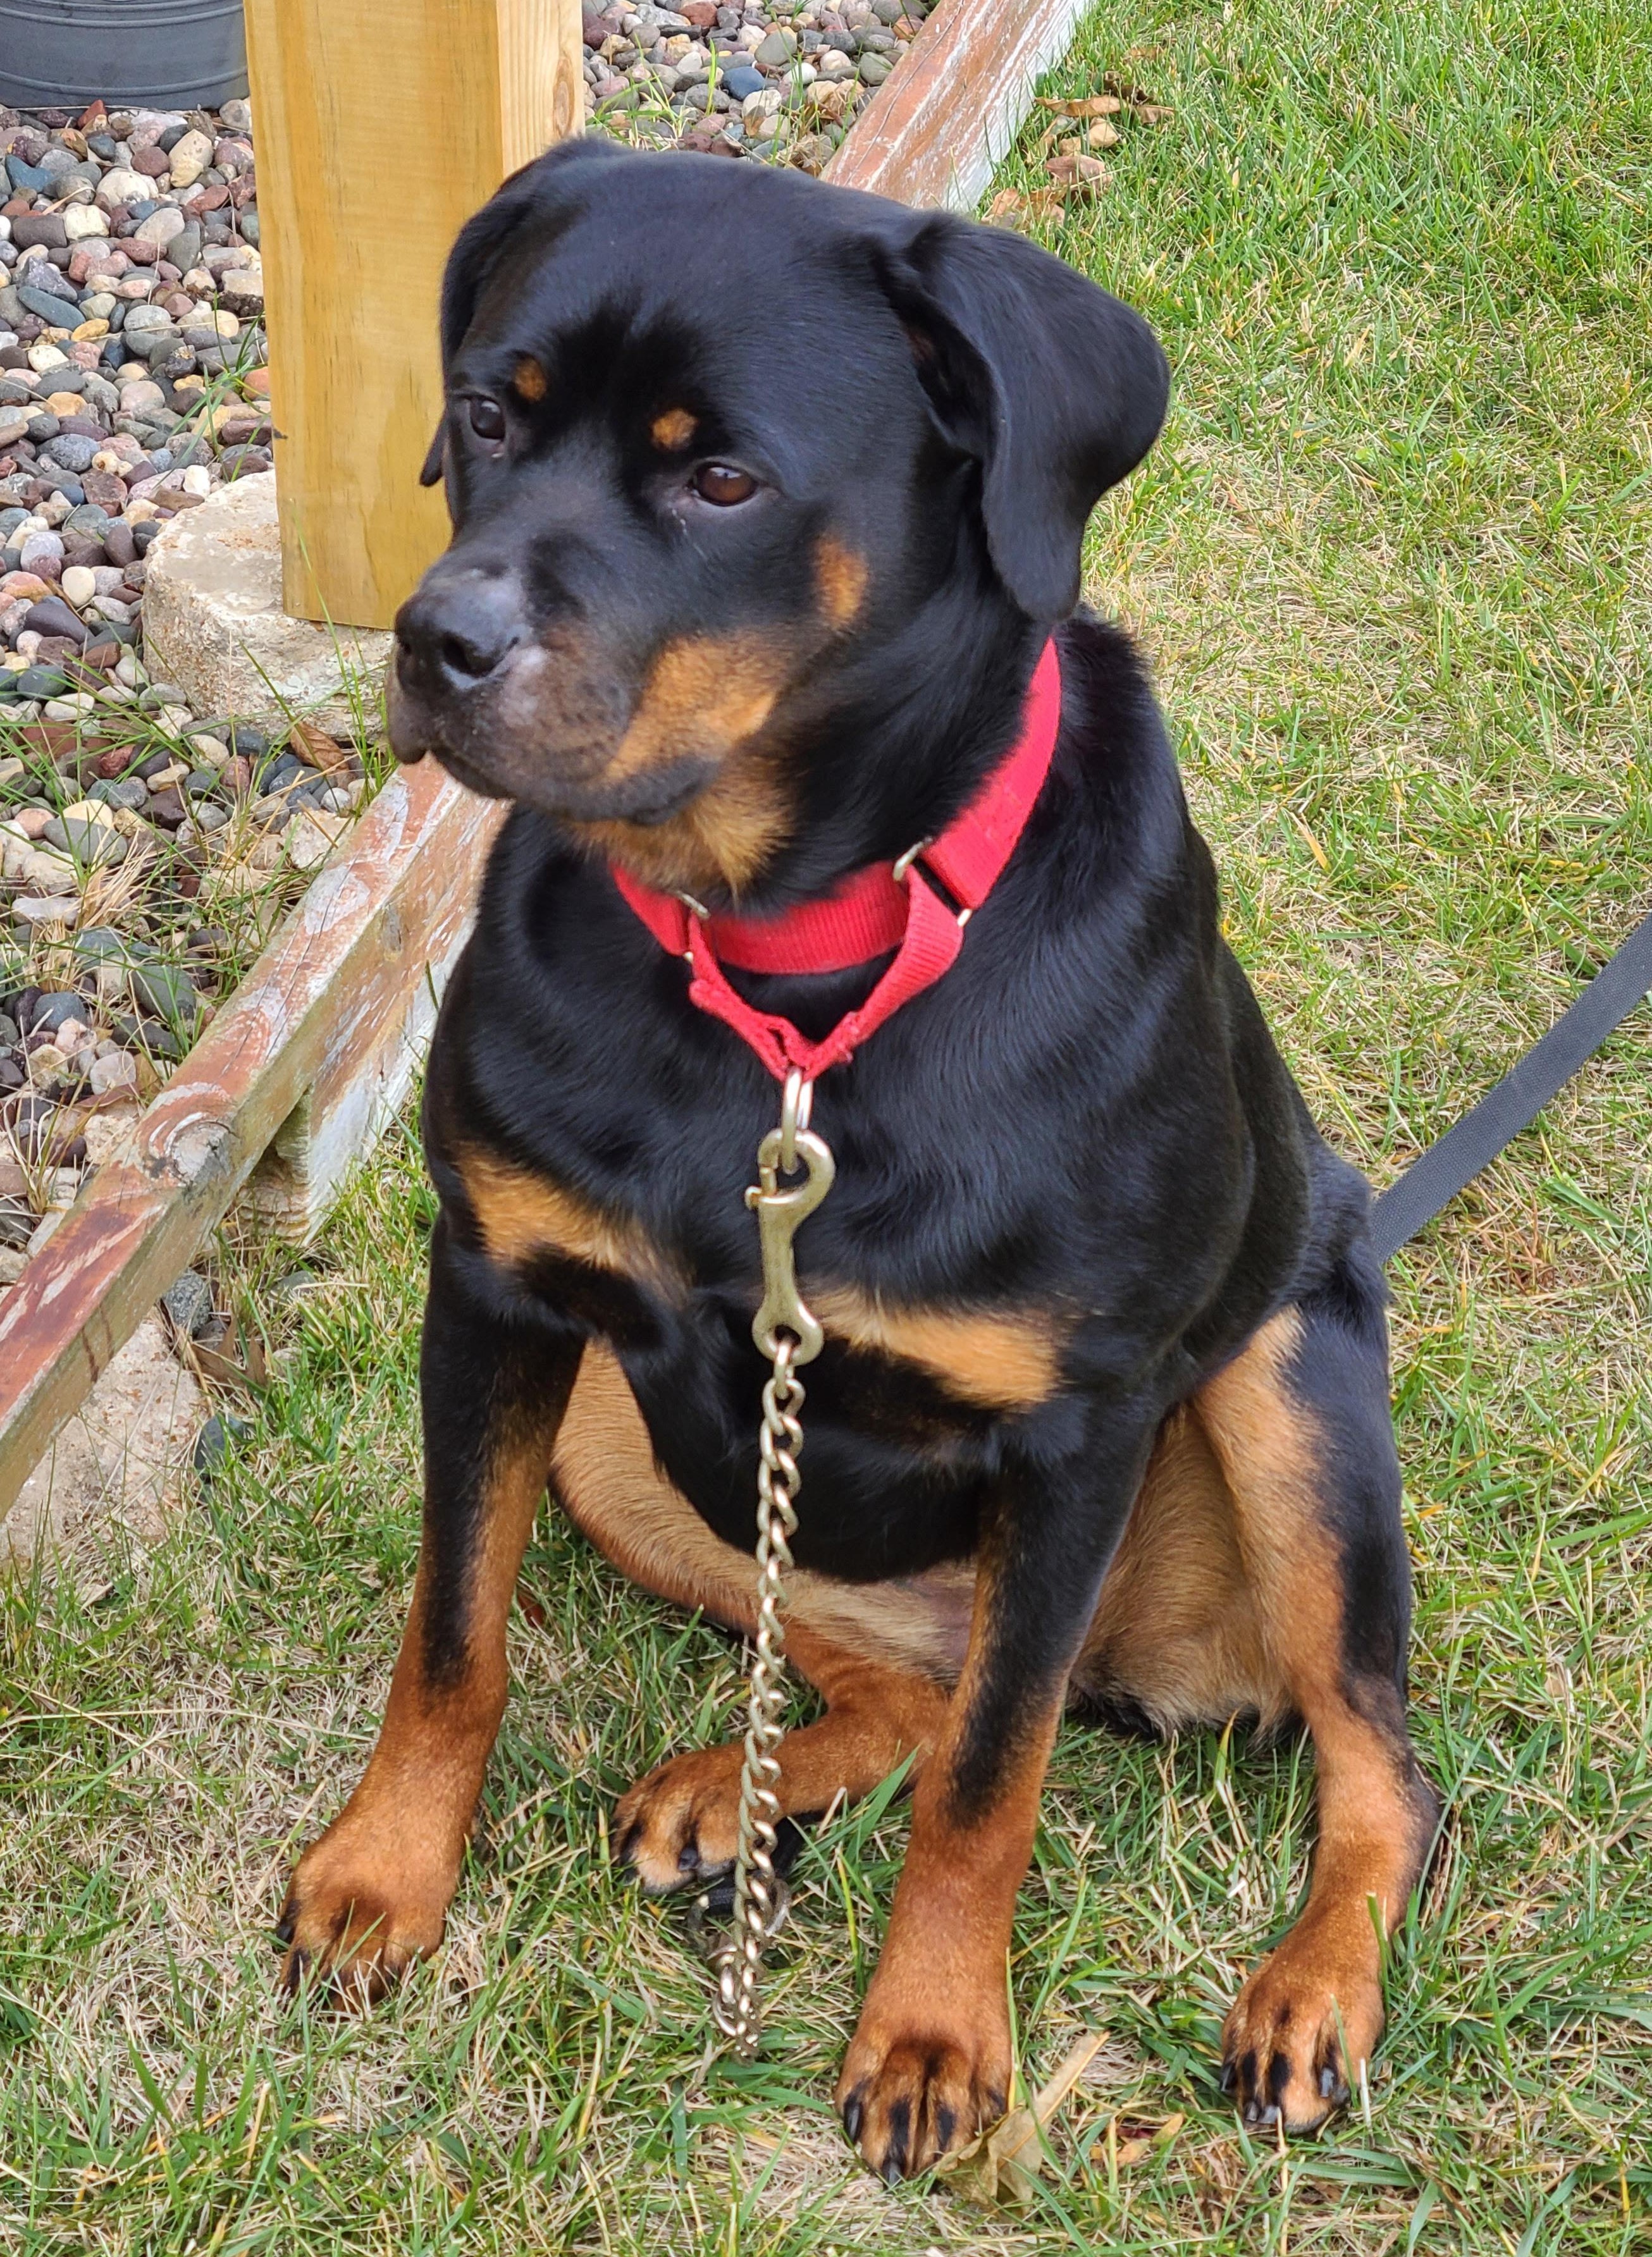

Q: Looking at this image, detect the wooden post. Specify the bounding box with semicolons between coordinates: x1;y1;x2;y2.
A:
242;0;584;632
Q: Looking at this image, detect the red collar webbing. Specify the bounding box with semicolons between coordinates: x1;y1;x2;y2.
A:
612;638;1061;1083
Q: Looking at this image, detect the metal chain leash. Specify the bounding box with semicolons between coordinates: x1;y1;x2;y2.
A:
710;1335;804;2050
708;1071;834;2055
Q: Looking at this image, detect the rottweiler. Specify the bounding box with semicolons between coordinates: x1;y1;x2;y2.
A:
277;138;1440;2181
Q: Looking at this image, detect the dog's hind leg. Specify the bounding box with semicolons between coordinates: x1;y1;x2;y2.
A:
1195;1269;1439;2130
278;1224;580;2000
557;1344;959;1890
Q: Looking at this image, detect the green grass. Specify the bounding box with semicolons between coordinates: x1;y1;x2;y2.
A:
4;0;1651;2246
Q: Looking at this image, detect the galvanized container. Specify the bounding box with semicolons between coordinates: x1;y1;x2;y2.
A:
0;0;247;111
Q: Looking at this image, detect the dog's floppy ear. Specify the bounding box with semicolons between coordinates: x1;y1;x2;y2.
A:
875;214;1169;619
419;140;625;488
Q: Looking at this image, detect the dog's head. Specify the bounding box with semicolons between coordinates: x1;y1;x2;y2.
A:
390;141;1169;901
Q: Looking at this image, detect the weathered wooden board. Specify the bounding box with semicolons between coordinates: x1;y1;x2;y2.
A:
0;765;503;1523
825;0;1089;207
242;0;584;631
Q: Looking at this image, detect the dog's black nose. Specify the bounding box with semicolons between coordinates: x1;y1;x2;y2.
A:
395;571;527;696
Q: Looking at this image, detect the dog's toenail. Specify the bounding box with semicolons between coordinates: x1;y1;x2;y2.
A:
842;2094;863;2144
1220;2060;1236;2093
677;1842;700;1872
1319;2065;1335;2097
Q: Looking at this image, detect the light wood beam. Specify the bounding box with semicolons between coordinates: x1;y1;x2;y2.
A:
242;0;584;630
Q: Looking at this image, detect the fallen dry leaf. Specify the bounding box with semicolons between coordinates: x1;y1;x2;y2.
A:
290;718;350;776
1036;92;1123;116
1046;151;1112;187
1132;102;1173;123
1087;118;1121;147
935;2031;1106;2211
985;186;1066;230
1108;2111;1187;2170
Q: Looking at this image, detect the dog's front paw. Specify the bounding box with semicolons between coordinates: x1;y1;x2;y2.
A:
1221;1919;1385;2130
836;2001;1011;2180
614;1743;745;1891
276;1812;457;2005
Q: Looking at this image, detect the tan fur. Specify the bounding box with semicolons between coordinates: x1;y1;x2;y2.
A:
812;1286;1062;1411
834;1554;1056;2174
616;1620;950;1888
512;355;548;402
570;739;794;894
650;406;698;449
607;634;784;784
457;1150;682;1293
815;534;869;628
279;1415;557;1998
1075;1403;1281;1730
1197;1309;1433;2126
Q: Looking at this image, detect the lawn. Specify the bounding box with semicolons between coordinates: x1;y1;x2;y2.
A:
3;0;1650;2247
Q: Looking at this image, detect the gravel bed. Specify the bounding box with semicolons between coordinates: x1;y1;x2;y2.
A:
0;98;391;1296
584;0;933;166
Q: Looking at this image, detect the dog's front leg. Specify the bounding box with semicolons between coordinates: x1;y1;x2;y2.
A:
836;1403;1160;2180
278;1222;579;2000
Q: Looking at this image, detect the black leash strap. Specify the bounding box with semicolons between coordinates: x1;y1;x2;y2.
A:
1370;906;1652;1264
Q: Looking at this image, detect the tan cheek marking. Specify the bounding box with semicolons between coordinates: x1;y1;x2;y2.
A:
815;534;869;629
606;634;786;783
513;356;548;402
459;1150;681;1293
812;1287;1062;1411
651;407;698;449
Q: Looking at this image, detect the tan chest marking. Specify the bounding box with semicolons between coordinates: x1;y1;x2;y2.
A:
459;1150;681;1293
811;1286;1062;1411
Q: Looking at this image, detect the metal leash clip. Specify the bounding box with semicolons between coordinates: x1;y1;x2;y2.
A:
711;1069;834;2054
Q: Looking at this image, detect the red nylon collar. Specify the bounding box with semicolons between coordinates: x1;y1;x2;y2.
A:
612;638;1061;1082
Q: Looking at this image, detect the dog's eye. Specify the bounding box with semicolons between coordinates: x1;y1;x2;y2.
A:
469;397;507;441
691;463;757;507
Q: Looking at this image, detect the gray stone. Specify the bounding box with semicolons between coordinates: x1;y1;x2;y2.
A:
43;434;98;474
753;27;796;63
141;474;394;735
1;1315;207;1567
129;962;200;1025
27;991;84;1033
161;1267;214;1338
44;815;128;868
73;925;152;968
88;778;151;813
16;665;70;699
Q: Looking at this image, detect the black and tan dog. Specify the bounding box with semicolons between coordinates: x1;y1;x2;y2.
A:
276;138;1439;2180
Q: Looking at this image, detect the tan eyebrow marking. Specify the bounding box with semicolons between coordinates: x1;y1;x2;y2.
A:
651;407;698;450
513;357;548;402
